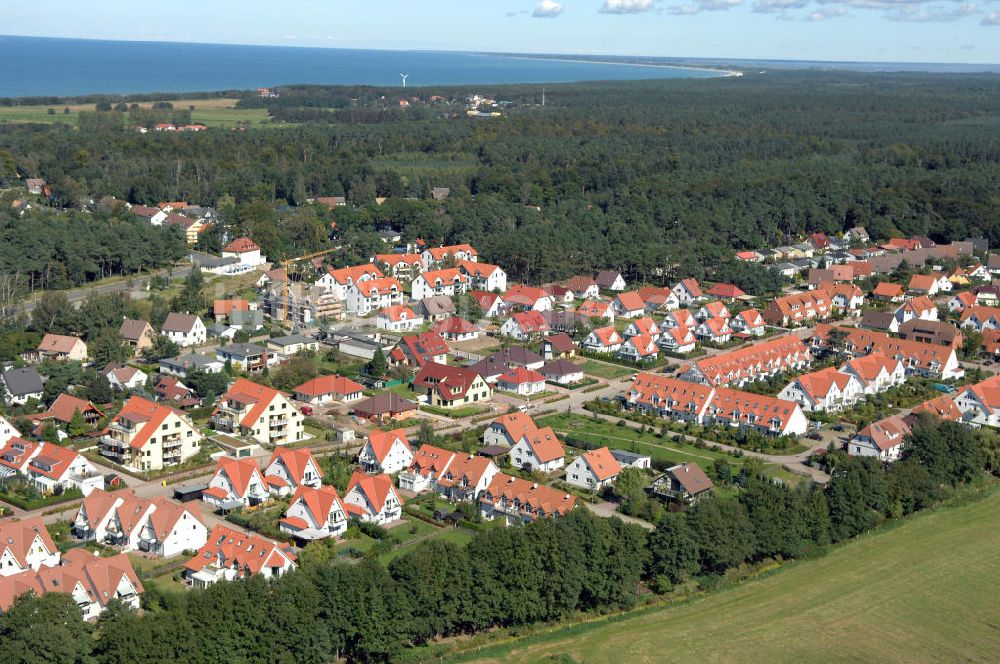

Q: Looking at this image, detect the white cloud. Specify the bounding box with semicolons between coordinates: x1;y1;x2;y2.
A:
600;0;656;12
806;6;848;18
754;0;808;12
885;1;978;20
532;0;565;16
981;8;1000;20
667;0;741;12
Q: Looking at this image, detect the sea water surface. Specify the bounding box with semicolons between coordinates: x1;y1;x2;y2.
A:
0;36;722;97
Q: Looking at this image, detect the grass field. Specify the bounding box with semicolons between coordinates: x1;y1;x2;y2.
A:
454;486;1000;663
0;98;272;128
579;360;633;380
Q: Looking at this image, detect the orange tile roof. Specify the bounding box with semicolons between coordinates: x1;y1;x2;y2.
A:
591;326;622;347
856;415;910;451
327;264;383;285
615;291;645;311
221;378;284;429
519;426;564;463
577;300;611;317
366;429;411;463
293;374;364;397
213;457;264;498
409;444;457;477
841;352;902;384
498;367;547;385
380;304;418;322
872;282;904;298
37;333;83;354
426;244;477;260
266;447;323;486
345;472;400;514
213;299;250;316
375;253;423;268
223;237;259;253
693;334;809;386
578;447;621;481
490;412;539;439
792;367;854;400
185;525;296;577
0;517;57;569
480;473;576;517
111;396;182;451
33;393;102;424
27;443;85;480
287;485;344;526
436;454;496;488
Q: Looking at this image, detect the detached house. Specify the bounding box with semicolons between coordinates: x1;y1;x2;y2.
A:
185;525;297;588
582;326;623;353
596;270;627;292
672;278;705;305
119;319;157;354
503;285;554;311
99;396;202;471
509;426;565;473
651;464;714;504
435;454;500;502
566;447;621;491
293;374;365;405
576;299;615;323
849;415;911;462
34;334;88;362
411;268;469;301
1;367;43;406
413;363;492;408
377;305;423;333
541;333;576;360
500;310;549;341
617;333;659;362
497;367;547;396
872;282;905;302
264;447;323;496
777;367;863;412
358;429;414;474
955;374;1000;428
729;309;765;337
612;291;646;318
212;379;304;446
203;457;269;509
280;485;348;540
433;316;482;341
658;325;697;354
343;472;403;525
623;317;660;341
162;313;207;348
483;412;540;448
694;317;732;344
399;444;457;493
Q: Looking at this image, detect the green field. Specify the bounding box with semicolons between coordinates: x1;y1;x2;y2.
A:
0;99;272;128
579;360;633;380
456;487;1000;663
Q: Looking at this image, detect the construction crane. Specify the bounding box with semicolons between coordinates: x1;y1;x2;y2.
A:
279;247;338;323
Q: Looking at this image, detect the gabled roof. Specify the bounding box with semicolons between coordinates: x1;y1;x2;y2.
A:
37;333;84;354
379;304;418;322
509;310;549;333
222;237;259;253
147;497;204;541
692;334;808;386
1;367;43;397
418;268;467;287
287;485;344;526
185;525;296;576
792;367;854;400
33;393;102;424
110;396;184;450
595;270;624;288
481;473;576;516
489;412;539;439
437;454;496;489
162;313;201;334
504;285;550;307
220;378;285;429
0;517;56;568
872;282;905;298
615;291;645;311
408;444;457;476
266;447;323;485
413;362;485;402
578;447;621;481
676;278;703;297
213;456;264;497
119;319;153;341
375;253;423;268
26;443;84;480
856;415;910;451
589;326;622;346
542;359;582;377
498;367;547;386
432;316;481;335
707;283;746;298
577;300;611;317
457;260;502;279
908;274;936;291
213;299;250;317
910;395;962;422
327;264;384;285
345;472;400;514
840;352;902;384
354;276;403;298
352;392;417;418
666;463;714;495
392;331;450;367
544;332;576;352
518;426;564;463
366;429;412;463
425;244;477;260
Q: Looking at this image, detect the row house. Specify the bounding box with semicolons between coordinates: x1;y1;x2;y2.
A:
0;547;142;619
839;353;906;395
346;276;404;315
959;305;1000;332
680;334;811;387
695;301;730;322
777;366;864;412
627;373;809;436
0;517;60;577
317;264;384;300
848;415;911;463
811;325;962;380
411;268;469;301
358;428;414;474
483;412;541;448
412;362;492;408
762;290;832;327
565;447;622;491
343;472;403;525
389;331;449;368
100;396;201;472
398;444;456;493
434;454;501;502
280;485;348;541
72;489;207;557
185;525;296;589
211;378;305;446
458;260;507;292
694;317;732;344
421;243;478;270
478;473;577;525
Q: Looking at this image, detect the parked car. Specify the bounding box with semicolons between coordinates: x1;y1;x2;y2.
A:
300;405;314;416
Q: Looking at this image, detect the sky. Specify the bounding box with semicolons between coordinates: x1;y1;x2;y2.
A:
2;0;999;64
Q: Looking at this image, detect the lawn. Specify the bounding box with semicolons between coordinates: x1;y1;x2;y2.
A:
538;412;743;473
579;360;633;380
454;486;1000;663
379;526;476;564
0;98;272;128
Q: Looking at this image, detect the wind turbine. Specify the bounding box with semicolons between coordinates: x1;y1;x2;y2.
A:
400;73;409;88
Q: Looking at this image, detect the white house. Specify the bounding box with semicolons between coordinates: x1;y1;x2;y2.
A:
0;517;61;576
202;457;269;509
346;277;404;315
342;472;403;525
839;353;906;395
729;309;766;337
672;278;705;305
0;416;20;447
411;268;469;301
848;415;910;462
694;317;731;344
509;426;565;473
658;325;697;354
955;375;1000;428
184;525;297;588
500;311;550;341
263;447;323;496
581;327;623;353
483;412;539;448
14;442;102;496
161;313;207;347
280;485;348;540
376;305;424;332
458;260;507;293
565;447;621;491
623;317;661;341
398;445;457;493
777;367;863;412
496;367;547;396
434;455;500;502
221;238;267;267
318;264;384;300
73;489;207;557
617;334;659;362
293;374;365;405
358;429;414;474
105;365;147;391
612;292;646;319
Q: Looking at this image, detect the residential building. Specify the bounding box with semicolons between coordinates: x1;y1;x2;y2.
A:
500;310;550;340
959;305;1000;332
872;282;905;302
470;290;507;317
617;333;659;362
347;276;405;315
389;331;449;368
358;429;414;474
293;375;365;405
651;464;714;504
221;237;267;267
1;367;43;406
729;309;766;336
811;325;962;380
211;378;305;446
672;278;704;304
280;485;348;540
216;343;271;373
262;281;344;324
267;334;319;356
596;270;627;291
897;319;963;348
469;347;545;382
829;283;865;311
496;367;547;395
706;283;746;300
955;374;1000;428
565;447;621;491
411;268;469;301
509;426;565;472
762;290;832;327
658;325;697;354
119;319;157;354
576;299;615;322
483;412;539;448
421;244;478;270
161;313;206;348
908;273;939;296
158;352;225;377
342;472;403;525
694;317;732;344
541;359;585;385
612;291;646;318
73;489;207;557
777;367;864;412
849;415;911;462
433;316;482;341
839;353;906;395
34;333;88;362
100;396;201;471
541;333;576;360
0;416;20;447
202;457;269;509
457;260;507;292
412;363;492;408
374;253;423;280
695;301;731;321
503;285;554;311
434;455;500;502
317;264;384;300
948;291;977;314
264;447;323;496
562;275;600;299
610;449;652;469
893;296;938;329
0;517;60;577
184;525;296;588
106;365;146;391
581;326;623;353
352;392;418;423
398;444;457;493
415;294;458;321
377;305;423;333
680;334;811;387
623;317;660;341
21;442;100;495
479;473;577;525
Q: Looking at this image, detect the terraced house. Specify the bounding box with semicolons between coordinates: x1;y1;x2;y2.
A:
211;378;304;446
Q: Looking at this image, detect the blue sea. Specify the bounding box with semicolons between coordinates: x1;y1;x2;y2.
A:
0;35;722;98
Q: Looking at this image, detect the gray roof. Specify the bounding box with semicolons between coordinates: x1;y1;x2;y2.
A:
271;333;313;346
189;252;240;269
860;310;896;331
160;353;221;373
218;343;265;358
418;295;457;317
228;309;264;326
1;367;43;396
611;449;649;465
542;359;582;376
471;347;544;378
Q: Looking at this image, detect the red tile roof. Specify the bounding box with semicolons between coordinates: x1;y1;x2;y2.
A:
110;396;183;451
366;429;412;463
223;237;259;253
185;525;296;577
578;447;621;481
345;472;400;514
519;426;564;463
266;447;322;486
480;473;576;517
293;374;364;398
707;283;746;299
213;457;264;498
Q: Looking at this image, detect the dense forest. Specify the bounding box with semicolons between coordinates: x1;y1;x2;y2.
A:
2;71;1000;285
0;415;994;663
